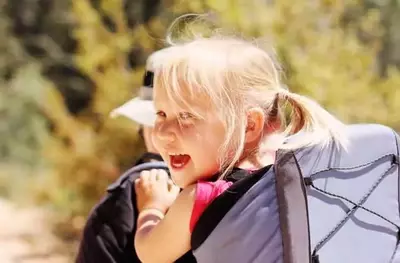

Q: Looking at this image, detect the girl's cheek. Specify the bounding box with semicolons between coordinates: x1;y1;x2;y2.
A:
178;122;196;134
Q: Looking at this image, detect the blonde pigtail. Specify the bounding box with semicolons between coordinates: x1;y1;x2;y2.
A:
277;89;348;150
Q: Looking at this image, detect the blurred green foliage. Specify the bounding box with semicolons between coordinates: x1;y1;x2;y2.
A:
0;8;51;198
0;0;399;242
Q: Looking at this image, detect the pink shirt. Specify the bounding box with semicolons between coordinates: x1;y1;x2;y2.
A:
189;180;233;233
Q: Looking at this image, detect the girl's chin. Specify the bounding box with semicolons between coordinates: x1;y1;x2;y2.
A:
171;173;196;189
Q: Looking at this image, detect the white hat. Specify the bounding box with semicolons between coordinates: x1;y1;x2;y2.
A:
110;49;166;127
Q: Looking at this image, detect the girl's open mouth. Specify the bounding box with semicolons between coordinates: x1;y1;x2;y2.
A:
170;154;191;170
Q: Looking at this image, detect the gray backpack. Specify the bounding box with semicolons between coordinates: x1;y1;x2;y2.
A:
191;124;400;263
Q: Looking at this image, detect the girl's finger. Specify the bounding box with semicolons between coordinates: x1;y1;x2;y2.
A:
140;170;150;182
156;170;169;181
167;179;178;192
149;169;158;182
171;184;180;195
134;178;141;190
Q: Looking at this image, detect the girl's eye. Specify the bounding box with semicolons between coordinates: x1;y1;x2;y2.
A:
178;112;194;121
156;111;166;118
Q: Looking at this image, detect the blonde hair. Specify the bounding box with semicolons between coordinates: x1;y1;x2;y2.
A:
154;15;347;177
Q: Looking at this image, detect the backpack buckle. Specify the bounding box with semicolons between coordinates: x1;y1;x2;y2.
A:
392;154;399;165
304;177;313;186
312;254;320;263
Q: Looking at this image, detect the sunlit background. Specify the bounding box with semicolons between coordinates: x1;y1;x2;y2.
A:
1;0;399;262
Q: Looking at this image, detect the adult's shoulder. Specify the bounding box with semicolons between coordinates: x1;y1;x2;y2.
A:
106;161;168;192
75;161;170;263
87;161;168;229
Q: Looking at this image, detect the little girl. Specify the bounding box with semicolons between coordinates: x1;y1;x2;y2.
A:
133;22;347;263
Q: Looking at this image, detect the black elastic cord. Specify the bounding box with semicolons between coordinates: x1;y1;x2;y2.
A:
388;230;400;262
308;163;399;256
310;154;396;180
310;182;399;229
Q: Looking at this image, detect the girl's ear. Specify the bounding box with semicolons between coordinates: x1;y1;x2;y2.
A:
245;107;265;143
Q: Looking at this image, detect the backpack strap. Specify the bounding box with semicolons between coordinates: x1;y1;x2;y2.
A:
191;165;272;250
134;152;164;165
275;150;312;263
106;161;168;192
191;151;312;263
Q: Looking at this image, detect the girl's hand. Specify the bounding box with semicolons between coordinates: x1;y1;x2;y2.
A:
135;169;180;214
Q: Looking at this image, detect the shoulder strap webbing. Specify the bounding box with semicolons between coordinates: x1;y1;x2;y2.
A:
275;150;312;263
134;152;164;165
191;165;272;250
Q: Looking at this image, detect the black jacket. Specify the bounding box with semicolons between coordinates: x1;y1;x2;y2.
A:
75;161;197;263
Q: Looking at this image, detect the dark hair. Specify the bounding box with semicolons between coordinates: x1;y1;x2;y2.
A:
138;125;144;139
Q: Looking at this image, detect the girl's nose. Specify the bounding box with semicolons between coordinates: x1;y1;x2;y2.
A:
155;122;177;144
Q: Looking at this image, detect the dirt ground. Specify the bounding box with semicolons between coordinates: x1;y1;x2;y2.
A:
0;198;72;263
